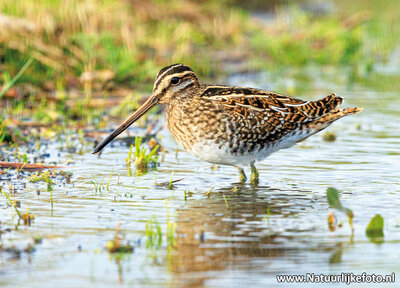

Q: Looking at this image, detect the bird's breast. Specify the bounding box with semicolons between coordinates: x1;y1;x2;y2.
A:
165;103;275;166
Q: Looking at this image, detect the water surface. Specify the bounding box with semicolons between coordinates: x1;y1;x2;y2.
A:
1;65;400;287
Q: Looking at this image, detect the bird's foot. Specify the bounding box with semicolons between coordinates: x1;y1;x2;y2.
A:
250;164;259;185
238;168;247;183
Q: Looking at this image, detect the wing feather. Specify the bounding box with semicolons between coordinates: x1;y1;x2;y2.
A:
202;86;344;139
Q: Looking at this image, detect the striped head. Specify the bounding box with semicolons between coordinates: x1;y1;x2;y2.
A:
152;63;200;104
91;64;200;154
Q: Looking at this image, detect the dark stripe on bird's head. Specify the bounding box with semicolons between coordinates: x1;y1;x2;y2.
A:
157;64;193;78
155;64;183;79
153;64;194;91
155;63;193;83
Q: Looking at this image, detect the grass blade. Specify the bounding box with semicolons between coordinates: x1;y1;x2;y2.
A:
0;58;33;99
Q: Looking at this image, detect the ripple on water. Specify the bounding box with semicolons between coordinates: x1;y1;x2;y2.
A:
2;69;400;287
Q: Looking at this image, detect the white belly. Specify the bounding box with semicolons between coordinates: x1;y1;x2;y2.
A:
187;140;274;167
184;129;314;167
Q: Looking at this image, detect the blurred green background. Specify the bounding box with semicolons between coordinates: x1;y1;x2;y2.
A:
0;0;399;126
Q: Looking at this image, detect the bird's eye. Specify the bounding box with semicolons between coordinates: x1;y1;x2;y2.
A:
170;77;180;85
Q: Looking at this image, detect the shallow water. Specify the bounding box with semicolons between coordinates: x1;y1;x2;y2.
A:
1;65;400;287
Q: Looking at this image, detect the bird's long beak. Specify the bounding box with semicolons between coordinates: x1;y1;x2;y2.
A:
92;95;158;154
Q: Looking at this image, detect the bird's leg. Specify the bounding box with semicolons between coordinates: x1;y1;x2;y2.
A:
250;163;259;184
238;167;247;183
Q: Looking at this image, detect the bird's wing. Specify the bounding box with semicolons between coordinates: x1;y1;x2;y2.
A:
202;86;343;124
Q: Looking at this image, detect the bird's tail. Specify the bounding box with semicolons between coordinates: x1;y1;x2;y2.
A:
311;106;363;128
295;106;363;143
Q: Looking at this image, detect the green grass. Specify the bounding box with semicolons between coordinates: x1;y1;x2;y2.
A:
145;211;176;251
0;58;33;100
1;1;397;92
89;174;106;194
126;137;159;176
28;170;54;191
146;215;163;250
28;170;55;212
0;119;7;145
0;0;248;88
250;6;399;69
1;186;22;219
1;0;399;139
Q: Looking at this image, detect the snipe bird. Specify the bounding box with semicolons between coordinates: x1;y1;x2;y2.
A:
93;64;362;183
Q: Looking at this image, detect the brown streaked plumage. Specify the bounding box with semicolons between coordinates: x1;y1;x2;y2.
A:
92;64;362;183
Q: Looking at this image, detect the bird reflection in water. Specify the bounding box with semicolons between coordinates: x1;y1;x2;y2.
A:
168;183;322;287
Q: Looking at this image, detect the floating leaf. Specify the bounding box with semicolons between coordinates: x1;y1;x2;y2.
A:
366;214;384;239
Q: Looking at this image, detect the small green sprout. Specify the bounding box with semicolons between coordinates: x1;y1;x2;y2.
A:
134;137;159;174
146;204;176;252
1;186;22;219
28;170;54;191
205;187;214;198
166;209;176;250
184;190;193;201
327;187;354;232
106;169;113;191
223;194;229;208
146;215;163;250
168;172;174;190
90;174;106;194
126;137;159;176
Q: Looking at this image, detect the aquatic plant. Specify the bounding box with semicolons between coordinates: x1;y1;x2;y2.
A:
126;137;159;176
222;194;229;208
366;214;384;241
28;170;55;212
106;169;113;191
166;205;176;251
184;190;193;201
106;222;134;254
2;183;35;225
168;172;174;190
326;187;354;232
89;174;106;194
145;209;176;251
1;186;22;219
328;188;386;242
146;215;163;250
205;187;214;198
327;212;336;232
323;131;337;142
22;207;35;226
28;170;54;192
